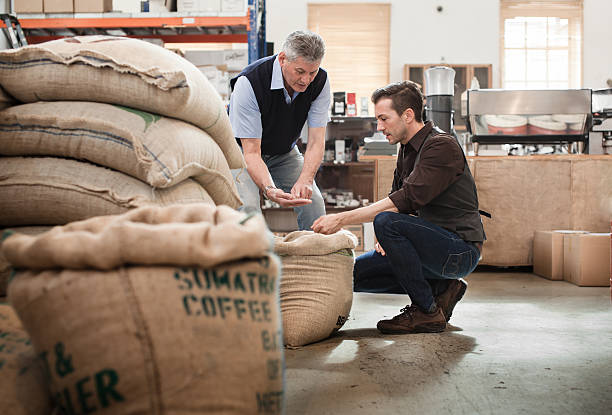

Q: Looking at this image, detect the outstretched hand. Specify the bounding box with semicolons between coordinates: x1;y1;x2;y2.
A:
267;188;312;207
311;213;342;234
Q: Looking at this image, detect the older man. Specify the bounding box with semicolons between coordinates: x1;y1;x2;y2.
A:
229;30;330;230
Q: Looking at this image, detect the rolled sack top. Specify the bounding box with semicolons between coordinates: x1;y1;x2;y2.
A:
274;230;358;256
2;204;273;270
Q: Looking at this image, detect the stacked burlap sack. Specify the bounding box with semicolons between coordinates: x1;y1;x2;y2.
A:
2;203;285;415
0;302;53;415
0;35;244;226
274;230;357;347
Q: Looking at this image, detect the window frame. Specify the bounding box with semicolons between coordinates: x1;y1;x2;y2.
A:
500;1;583;89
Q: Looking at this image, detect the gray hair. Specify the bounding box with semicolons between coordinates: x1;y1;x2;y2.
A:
282;30;325;63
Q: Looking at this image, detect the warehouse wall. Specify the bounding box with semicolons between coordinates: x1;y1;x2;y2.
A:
266;0;612;89
583;0;612;89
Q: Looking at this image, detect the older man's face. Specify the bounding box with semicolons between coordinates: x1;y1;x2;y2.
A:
278;52;320;94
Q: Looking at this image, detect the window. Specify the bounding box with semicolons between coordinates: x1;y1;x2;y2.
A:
500;1;582;89
308;3;390;115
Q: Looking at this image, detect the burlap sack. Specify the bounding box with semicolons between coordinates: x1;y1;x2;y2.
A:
5;204;284;414
0;303;53;415
0;85;15;110
0;36;244;169
274;230;357;347
1;227;52;297
0;157;214;226
0;101;240;207
3;204;273;270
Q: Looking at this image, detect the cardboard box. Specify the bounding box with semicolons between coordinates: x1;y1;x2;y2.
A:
178;0;220;13
15;0;44;13
198;65;230;97
44;0;74;13
112;0;139;12
533;230;588;280
221;0;247;14
345;225;364;252
563;233;611;287
183;49;247;72
74;0;112;12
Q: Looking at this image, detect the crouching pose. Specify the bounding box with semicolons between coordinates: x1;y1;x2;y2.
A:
312;81;486;334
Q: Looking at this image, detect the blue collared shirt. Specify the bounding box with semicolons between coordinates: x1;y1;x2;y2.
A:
229;55;331;139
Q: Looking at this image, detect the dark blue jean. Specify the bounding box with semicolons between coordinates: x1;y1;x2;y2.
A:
354;212;480;311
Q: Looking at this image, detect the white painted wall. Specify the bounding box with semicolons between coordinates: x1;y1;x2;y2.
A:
267;0;611;89
583;0;612;89
266;0;500;85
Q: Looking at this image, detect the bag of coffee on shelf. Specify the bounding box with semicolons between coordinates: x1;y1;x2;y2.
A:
0;102;240;207
0;36;244;170
0;157;214;227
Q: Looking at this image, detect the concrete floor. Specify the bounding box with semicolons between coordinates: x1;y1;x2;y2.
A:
285;270;612;415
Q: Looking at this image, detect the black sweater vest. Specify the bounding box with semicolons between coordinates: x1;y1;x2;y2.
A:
414;127;486;243
230;55;327;156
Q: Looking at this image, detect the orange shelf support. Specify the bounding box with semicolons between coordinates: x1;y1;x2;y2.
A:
26;33;248;44
16;15;250;30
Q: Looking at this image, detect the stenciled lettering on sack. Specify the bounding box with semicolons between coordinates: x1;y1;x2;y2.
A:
173;268;275;295
256;390;284;414
181;294;272;322
40;342;125;414
0;329;31;357
260;329;282;352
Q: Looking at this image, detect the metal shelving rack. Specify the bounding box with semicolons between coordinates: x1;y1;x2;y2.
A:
3;0;266;62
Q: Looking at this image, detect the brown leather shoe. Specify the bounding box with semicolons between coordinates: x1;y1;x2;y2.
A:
435;279;468;322
377;305;446;334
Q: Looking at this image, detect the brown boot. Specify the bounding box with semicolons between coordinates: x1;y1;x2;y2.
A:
377;305;446;334
434;279;468;322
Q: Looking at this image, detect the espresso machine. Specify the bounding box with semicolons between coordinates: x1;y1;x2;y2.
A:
466;89;591;155
590;88;612;154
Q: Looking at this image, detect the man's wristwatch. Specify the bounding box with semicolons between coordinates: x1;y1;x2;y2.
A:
263;185;276;200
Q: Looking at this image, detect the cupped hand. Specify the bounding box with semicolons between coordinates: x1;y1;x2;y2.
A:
291;181;313;199
268;188;312;207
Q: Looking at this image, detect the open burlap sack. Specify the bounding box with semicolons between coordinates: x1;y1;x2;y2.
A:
0;303;53;415
3;204;273;270
4;204;284;414
0;157;214;226
1;227;52;297
0;36;244;169
274;230;357;347
0;102;240;207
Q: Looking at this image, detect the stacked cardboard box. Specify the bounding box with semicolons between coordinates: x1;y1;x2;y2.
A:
74;0;112;12
533;230;588;280
563;233;611;287
15;0;43;13
44;0;73;13
533;230;611;287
